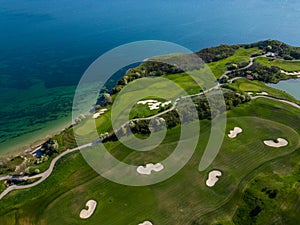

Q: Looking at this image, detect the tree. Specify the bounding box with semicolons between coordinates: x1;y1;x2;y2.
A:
103;93;112;105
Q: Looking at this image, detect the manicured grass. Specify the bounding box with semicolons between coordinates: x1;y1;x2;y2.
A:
164;72;201;95
228;78;300;104
208;47;262;78
0;181;6;194
0;99;299;225
255;57;300;72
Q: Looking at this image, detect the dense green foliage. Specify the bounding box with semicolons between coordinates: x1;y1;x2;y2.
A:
227;62;288;83
112;55;205;95
0;156;24;175
244;40;300;60
196;44;239;63
233;159;300;225
194;90;250;119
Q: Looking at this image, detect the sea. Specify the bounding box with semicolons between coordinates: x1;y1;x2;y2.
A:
1;0;300;155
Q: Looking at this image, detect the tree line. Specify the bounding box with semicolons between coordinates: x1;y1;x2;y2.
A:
243;40;300;60
226;62;288;83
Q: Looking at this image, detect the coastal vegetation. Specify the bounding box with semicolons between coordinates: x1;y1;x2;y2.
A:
207;47;262;78
226;62;288;83
244;39;300;60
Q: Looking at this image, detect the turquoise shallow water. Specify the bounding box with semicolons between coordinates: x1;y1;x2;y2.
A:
1;0;300;154
0;82;75;154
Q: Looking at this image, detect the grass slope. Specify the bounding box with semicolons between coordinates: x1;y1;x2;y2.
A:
226;78;300;104
208;47;262;78
255;57;300;72
0;98;299;225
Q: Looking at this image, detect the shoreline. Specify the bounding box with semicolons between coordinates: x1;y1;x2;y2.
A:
0;81;77;157
0;116;73;158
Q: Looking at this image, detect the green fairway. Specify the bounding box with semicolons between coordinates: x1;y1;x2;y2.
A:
208;47;262;78
227;78;300;104
163;73;201;95
0;98;299;225
255;57;300;72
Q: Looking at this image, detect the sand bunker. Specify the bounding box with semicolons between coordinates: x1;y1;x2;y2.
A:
257;92;269;96
281;69;300;76
264;138;288;148
80;200;97;219
93;108;108;119
137;99;172;110
137;163;164;175
149;102;161;110
206;170;222;187
228;127;243;138
161;100;172;107
137;99;158;105
139;221;153;225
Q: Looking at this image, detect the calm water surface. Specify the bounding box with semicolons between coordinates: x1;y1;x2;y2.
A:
1;0;300;154
268;79;300;100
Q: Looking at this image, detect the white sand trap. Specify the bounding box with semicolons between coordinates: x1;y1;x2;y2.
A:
80;200;97;219
161;100;172;107
228;127;243;138
247;92;253;95
99;108;108;113
149;102;161;110
257;92;269;96
137;163;164;175
206;170;222;187
137;99;158;105
139;221;153;225
264;138;288;148
93;108;108;119
281;69;300;76
137;99;172;110
93;113;101;119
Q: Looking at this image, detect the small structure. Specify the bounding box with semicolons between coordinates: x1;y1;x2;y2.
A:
246;74;254;80
266;52;277;58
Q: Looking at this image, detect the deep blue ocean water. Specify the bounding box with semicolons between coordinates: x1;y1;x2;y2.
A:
1;0;300;154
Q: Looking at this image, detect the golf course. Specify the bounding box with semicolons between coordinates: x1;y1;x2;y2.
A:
0;40;300;225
